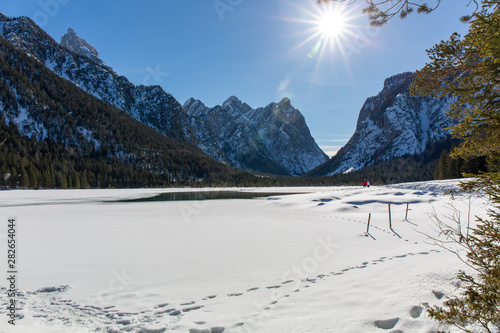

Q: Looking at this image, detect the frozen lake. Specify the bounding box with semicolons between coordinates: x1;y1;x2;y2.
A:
0;181;488;332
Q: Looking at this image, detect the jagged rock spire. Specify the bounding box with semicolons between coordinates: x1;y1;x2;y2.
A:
60;28;105;66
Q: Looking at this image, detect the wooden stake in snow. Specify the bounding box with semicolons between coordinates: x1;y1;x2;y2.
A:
366;213;371;233
388;204;392;229
405;202;409;220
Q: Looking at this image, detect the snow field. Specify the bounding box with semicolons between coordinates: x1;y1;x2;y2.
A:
0;180;490;332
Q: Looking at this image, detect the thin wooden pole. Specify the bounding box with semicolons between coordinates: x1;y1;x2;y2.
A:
405;203;409;220
388;204;392;229
366;213;371;233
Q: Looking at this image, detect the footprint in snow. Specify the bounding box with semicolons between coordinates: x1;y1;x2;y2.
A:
136;328;167;333
432;290;445;300
156;308;176;315
189;328;225;333
374;317;399;330
183;305;204;313
169;310;182;316
409;305;423;318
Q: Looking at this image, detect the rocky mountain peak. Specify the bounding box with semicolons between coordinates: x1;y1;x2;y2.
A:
279;97;292;109
184;95;328;175
272;97;302;123
222;96;252;115
183;98;207;113
223;95;241;104
382;72;413;92
222;95;243;108
277;97;296;111
60;28;104;66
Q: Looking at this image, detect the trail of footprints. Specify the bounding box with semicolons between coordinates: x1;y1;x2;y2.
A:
280;209;414;242
0;206;436;332
0;204;436;332
0;249;441;333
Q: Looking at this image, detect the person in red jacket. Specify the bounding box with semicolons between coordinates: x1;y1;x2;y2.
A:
363;179;367;187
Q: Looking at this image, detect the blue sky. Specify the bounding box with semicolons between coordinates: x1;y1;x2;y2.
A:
2;0;472;156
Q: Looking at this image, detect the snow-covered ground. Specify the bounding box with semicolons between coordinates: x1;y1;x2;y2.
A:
0;180;491;333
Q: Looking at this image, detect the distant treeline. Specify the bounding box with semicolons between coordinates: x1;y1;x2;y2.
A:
1;121;478;189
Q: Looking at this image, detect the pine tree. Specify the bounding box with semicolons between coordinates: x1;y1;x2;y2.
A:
20;167;29;188
317;1;476;26
435;149;449;180
411;2;500;331
426;175;500;332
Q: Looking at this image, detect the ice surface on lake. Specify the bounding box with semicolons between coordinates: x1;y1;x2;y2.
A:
0;181;489;332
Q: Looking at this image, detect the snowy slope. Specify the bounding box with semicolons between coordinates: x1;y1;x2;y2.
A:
0;180;490;332
0;15;192;142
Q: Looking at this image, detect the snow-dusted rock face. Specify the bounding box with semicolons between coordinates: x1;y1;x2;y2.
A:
312;72;455;176
0;16;192;142
60;28;104;67
184;97;329;175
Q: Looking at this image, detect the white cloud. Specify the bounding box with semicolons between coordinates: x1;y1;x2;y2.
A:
317;138;350;143
277;71;299;98
278;75;292;94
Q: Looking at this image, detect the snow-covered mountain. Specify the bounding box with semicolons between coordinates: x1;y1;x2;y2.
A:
309;72;455;177
0;14;326;176
184;96;328;175
0;14;192;142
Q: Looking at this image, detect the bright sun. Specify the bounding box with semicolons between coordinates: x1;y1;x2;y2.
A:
284;3;359;64
317;11;346;39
